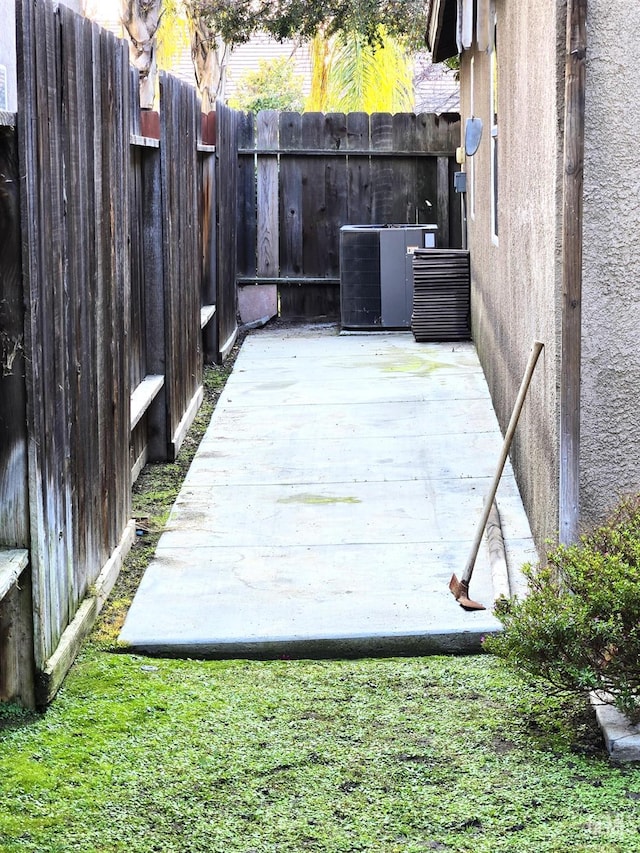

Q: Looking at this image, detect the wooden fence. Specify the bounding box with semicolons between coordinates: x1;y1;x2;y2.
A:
0;111;34;707
17;0;134;702
0;0;232;707
235;109;462;319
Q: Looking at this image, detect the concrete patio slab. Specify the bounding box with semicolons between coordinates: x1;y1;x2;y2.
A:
119;326;537;658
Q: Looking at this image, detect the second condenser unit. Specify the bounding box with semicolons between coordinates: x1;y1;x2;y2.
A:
340;224;437;330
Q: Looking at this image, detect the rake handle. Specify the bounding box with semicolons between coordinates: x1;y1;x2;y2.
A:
461;340;544;585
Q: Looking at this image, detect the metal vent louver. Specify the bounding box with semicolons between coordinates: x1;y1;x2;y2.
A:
411;249;471;341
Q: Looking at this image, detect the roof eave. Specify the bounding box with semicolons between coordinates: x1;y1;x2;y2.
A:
426;0;460;64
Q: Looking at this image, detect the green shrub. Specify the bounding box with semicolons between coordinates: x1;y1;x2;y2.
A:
228;57;305;113
486;495;640;722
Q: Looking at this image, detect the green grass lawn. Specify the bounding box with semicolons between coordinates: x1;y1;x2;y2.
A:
1;653;640;852
2;332;640;853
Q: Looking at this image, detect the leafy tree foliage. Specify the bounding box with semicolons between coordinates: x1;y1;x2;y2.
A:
229;58;305;112
187;0;428;52
307;28;413;113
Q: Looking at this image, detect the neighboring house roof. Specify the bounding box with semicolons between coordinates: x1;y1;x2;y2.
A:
413;53;459;114
224;35;312;101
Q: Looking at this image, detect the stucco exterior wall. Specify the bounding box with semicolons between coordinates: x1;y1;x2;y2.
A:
581;2;640;526
460;0;563;549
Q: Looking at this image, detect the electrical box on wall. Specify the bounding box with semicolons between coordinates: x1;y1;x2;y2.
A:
454;171;467;194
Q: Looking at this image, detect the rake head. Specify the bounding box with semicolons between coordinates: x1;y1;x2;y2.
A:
449;574;486;611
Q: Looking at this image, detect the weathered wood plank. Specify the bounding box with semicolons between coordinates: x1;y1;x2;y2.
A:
140;144;166;458
437;155;450;247
448;158;463;248
370;113;394;223
39;521;135;704
346;112;371;223
301;112;325;277
130;375;165;430
279;111;303;276
415;114;439;229
0;556;35;708
216;101;239;361
171;385;204;458
160;74;203;455
256;110;279;277
0;125;28;549
322;114;348;277
390;113;417;223
236;111;256;277
0;549;29;603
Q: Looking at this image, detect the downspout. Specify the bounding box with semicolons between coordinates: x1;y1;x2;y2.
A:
559;0;587;544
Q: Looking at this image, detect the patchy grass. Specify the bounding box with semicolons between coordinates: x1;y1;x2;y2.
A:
2;326;640;852
1;656;639;852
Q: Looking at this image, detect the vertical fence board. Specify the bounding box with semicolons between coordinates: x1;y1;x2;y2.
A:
256;110;279;278
390;113;417;223
200;149;217;361
216;101;239;359
0;123;28;549
130;147;146;389
236;111;256;277
346;112;371;223
370;113;394;223
160;73;202;451
61;7;87;594
322;113;348;277
415;114;439;228
301;113;325;277
437;155;450;249
279;112;303;276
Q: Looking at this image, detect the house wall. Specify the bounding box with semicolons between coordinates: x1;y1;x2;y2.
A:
460;0;564;549
580;2;640;526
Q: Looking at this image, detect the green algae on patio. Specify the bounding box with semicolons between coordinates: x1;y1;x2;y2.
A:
277;493;362;505
379;353;455;375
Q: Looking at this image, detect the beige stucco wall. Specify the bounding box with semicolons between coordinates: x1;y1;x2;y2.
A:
460;0;563;549
580;2;640;526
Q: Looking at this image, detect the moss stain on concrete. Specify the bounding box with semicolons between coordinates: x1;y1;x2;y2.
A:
277;493;362;505
380;353;451;375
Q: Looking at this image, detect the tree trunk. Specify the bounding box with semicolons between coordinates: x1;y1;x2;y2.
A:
121;0;163;109
186;9;227;110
